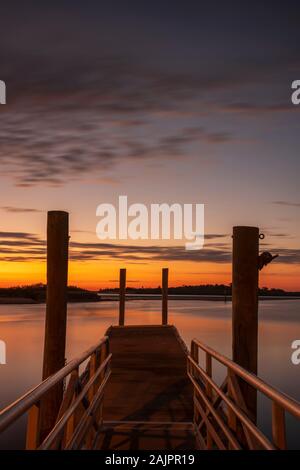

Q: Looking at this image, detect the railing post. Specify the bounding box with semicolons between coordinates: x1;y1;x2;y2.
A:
26;403;41;449
191;341;198;363
119;268;126;326
205;353;213;449
162;268;168;325
40;211;69;441
272;402;287;449
64;367;79;448
227;369;237;449
88;352;97;403
98;341;108;425
232;226;259;424
86;351;97;448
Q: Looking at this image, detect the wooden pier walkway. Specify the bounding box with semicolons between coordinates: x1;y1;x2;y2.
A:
95;325;195;450
1;320;300;450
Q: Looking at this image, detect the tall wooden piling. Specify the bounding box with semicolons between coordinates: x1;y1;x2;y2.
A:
40;211;69;440
232;226;259;423
119;268;126;326
162;268;169;325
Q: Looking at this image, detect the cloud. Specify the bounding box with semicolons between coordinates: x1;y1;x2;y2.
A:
260;229;293;238
0;231;45;263
0;230;230;263
0;229;299;267
268;233;292;238
70;229;95;235
0;231;43;242
218;102;299;115
272;201;300;208
271;248;300;264
1;206;43;213
1;11;297;187
68;242;233;264
1;82;236;186
1;3;300;188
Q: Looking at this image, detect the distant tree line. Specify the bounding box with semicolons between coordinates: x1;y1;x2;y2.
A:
0;284;100;302
99;284;300;297
0;283;298;302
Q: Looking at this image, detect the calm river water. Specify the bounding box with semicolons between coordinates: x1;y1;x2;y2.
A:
0;299;299;449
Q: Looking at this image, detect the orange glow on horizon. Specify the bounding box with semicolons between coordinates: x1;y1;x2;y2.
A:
0;259;298;291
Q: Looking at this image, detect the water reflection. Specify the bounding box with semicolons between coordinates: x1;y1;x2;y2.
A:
0;299;299;449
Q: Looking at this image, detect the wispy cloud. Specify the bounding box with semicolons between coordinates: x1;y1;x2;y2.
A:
0;230;298;266
0;231;43;242
0;230;230;263
272;201;300;208
0;108;234;186
219;102;299;115
1;16;298;187
1;206;43;213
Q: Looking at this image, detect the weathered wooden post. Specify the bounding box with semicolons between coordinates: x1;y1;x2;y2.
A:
162;268;168;325
232;226;259;423
119;268;126;326
40;211;69;440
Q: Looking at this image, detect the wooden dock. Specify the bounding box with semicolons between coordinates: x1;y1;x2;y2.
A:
95;325;195;450
1;319;300;450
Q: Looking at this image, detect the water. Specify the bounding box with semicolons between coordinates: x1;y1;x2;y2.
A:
0;299;299;449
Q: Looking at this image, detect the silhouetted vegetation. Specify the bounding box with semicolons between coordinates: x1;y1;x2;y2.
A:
0;283;299;305
0;284;100;303
99;284;300;297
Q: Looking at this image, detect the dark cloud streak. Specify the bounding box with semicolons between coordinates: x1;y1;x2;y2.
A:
0;230;299;265
273;201;300;208
1;206;43;213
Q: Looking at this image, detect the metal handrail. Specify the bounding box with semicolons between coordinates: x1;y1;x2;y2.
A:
191;338;300;419
0;336;109;433
188;357;275;449
39;355;112;450
189;339;300;449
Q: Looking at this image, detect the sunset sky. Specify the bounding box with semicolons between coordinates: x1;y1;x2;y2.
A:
1;1;300;290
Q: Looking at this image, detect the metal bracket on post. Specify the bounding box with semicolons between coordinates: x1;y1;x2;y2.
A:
258;252;279;271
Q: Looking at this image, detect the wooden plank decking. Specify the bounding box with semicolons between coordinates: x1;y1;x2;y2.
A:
95;325;196;450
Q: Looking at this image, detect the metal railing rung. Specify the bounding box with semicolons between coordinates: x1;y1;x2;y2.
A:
188;339;300;450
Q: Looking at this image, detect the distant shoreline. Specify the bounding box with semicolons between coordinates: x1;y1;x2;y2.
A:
1;284;299;305
0;297;39;304
1;295;300;305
